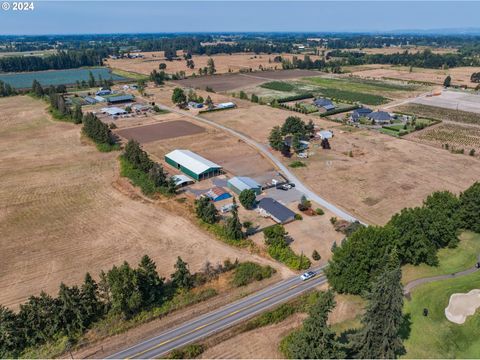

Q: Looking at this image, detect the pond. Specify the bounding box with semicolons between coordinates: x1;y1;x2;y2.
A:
0;67;127;89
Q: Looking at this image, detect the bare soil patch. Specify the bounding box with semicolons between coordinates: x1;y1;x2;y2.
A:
0;96;270;309
412;90;480;115
172;69;322;92
116;120;205;143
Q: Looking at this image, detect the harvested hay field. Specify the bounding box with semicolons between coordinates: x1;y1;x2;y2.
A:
107;52;321;77
116;120;205;143
0;96;267;309
408;123;480;153
287;130;480;224
348;64;480;88
394;103;480;125
195;99;480;224
171;69;322;92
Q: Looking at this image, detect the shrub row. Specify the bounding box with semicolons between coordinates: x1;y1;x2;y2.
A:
320;104;359;117
277;93;314;103
267;244;311;270
231;262;276;287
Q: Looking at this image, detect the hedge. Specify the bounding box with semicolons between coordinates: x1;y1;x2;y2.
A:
231;262;276;287
267;244;311;270
319;104;359;117
277;93;314;103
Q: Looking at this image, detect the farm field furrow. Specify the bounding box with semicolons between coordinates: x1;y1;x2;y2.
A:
0;96;265;309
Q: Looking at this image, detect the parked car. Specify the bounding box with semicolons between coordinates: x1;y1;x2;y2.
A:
300;271;316;281
276;184;291;191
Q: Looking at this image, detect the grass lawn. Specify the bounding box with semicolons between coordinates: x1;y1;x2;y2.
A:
403;270;480;358
402;232;480;285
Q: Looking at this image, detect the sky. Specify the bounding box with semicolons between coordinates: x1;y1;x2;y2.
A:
1;1;480;35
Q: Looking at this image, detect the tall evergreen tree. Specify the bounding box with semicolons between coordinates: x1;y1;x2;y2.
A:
195;196;218;224
349;251;405;359
57;283;86;337
81;273;102;326
284;290;345;359
136;255;164;306
171;257;193;290
107;262;142;318
0;305;22;358
224;198;244;241
269;126;284;151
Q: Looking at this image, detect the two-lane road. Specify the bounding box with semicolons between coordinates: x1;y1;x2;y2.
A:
109;268;327;359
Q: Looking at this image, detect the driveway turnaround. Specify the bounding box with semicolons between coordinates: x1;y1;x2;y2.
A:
108;267;327;359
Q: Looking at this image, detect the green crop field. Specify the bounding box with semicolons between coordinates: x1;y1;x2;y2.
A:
302;76;418;93
403;271;480;358
260;81;295;92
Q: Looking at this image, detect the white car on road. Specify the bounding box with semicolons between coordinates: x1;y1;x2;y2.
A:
300;271;316;281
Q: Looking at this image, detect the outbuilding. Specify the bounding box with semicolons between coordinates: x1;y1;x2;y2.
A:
227;176;262;195
317;130;333;140
205;187;232;202
101;106;127;116
216;102;236;109
257;197;296;224
172;174;194;188
165;149;222;181
107;94;135;104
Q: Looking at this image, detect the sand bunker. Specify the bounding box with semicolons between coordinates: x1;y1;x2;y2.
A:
445;289;480;324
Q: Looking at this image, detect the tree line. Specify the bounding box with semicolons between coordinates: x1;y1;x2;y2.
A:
0;255;213;357
328;49;480;69
0;49;108;73
326;182;480;295
82;113;116;146
122;139;176;195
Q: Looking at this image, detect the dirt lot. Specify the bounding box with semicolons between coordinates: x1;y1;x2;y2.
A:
412;90;480;114
0;96;277;309
106;52;321;77
172;69;323;92
144;125;276;178
348;64;480;88
116;120;205;143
